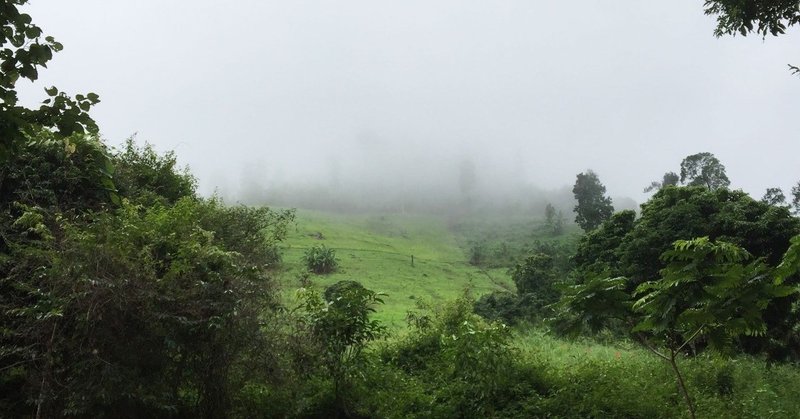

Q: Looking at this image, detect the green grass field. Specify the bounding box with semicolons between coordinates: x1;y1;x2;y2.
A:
277;210;526;329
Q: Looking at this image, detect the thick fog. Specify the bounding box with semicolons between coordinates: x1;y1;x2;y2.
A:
17;1;800;212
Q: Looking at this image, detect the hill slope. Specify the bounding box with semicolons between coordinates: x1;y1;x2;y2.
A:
278;210;519;329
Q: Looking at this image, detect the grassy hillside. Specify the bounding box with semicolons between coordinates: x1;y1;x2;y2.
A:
277;209;583;329
277;210;525;329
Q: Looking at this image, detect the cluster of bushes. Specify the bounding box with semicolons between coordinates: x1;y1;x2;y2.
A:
0;134;296;417
258;291;800;418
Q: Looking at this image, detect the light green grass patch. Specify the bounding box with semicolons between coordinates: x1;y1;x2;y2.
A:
278;210;513;329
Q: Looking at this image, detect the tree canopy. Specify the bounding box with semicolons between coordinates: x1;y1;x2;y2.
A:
572;170;614;232
704;0;800;37
679;152;730;190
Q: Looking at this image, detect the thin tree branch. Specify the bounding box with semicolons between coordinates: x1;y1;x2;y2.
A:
677;325;704;353
635;333;670;361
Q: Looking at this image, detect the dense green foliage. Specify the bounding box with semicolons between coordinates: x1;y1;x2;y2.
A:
510;253;559;306
571;186;800;359
571;209;636;279
112;138;197;206
0;134;296;417
614;187;796;286
0;130;116;212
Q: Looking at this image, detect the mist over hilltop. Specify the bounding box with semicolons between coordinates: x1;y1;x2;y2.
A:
17;1;800;210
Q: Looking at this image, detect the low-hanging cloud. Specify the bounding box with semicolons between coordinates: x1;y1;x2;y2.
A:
17;0;800;210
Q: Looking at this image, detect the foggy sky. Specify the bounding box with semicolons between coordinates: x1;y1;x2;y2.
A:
17;1;800;205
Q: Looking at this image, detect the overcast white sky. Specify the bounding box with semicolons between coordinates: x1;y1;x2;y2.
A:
17;1;800;204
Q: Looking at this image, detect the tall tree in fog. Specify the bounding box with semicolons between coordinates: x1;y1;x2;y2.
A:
544;203;564;235
792;181;800;214
679;152;730;190
762;187;787;207
572;170;614;232
644;172;680;193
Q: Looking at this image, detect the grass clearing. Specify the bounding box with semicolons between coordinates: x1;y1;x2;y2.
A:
277;209;514;329
514;329;800;418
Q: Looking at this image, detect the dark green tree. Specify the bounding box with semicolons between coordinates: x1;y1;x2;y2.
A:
511;253;555;296
792;181;800;214
572;170;614;232
571;210;636;280
509;253;560;317
679;152;730;190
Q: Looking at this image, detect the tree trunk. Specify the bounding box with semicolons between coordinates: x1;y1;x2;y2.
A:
36;321;58;419
669;349;696;419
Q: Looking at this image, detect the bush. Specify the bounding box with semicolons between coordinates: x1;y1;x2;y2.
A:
0;134;295;417
112;137;196;206
304;244;338;274
297;280;385;415
381;294;544;417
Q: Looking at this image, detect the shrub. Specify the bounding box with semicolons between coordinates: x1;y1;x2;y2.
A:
297;280;385;415
111;137;196;206
304;244;338;274
0;134;295;417
383;294;536;417
473;291;540;325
